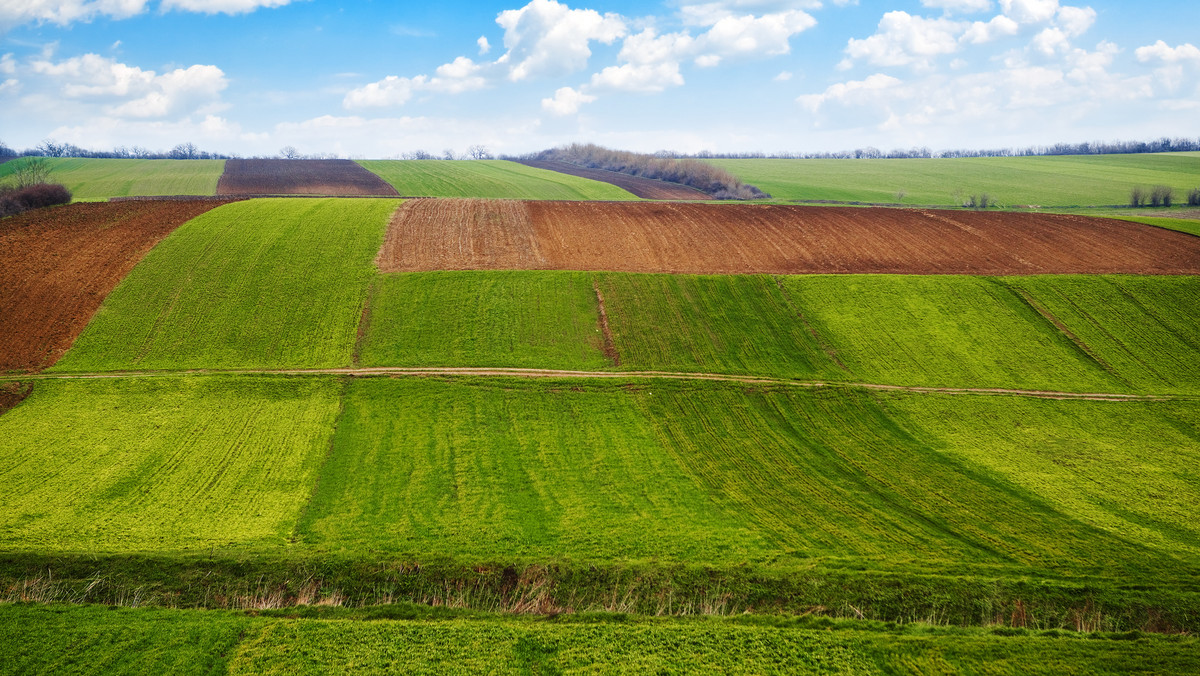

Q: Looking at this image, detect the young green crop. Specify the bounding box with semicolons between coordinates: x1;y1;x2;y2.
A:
712;154;1200;207
0;158;225;200
358;159;639;200
53;198;397;371
0;375;342;553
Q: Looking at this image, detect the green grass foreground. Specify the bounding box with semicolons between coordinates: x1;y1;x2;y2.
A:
712;154;1200;207
51;198;398;371
358;159;639;200
2;375;1199;629
3;604;1197;675
0;158;225;200
361;272;1200;394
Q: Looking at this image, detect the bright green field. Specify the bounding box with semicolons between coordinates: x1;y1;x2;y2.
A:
0;158;225;200
0;376;341;553
358;272;1200;394
52;198;397;371
712;154;1200;207
6;605;1197;675
358;159;639;200
1113;215;1200;237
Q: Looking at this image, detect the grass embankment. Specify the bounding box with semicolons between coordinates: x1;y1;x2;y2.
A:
712;153;1200;207
0;158;225;200
52;198;397;371
358;159;639;200
359;272;1200;394
1111;215;1200;238
4;604;1197;675
2;376;1198;628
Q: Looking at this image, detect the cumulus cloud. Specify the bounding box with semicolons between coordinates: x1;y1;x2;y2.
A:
999;0;1059;24
477;36;491;55
843;12;965;69
343;59;487;109
28;53;227;118
541;86;595;115
797;73;904;112
0;0;295;29
589;62;684;93
960;14;1018;43
494;0;626;81
920;0;993;14
1055;5;1095;37
1136;41;1200;65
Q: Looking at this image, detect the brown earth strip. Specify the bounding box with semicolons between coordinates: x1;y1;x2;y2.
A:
515;159;711;200
216;159;399;196
0;200;231;372
0;381;32;415
377;200;1200;275
592;280;620;366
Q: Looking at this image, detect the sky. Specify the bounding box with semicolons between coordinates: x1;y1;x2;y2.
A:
1;0;1197;157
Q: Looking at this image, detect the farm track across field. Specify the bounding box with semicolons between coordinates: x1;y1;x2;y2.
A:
514;159;711;199
0;200;233;371
2;366;1179;401
379;199;1200;274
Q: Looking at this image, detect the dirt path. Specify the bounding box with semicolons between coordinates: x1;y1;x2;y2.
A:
2;367;1180;402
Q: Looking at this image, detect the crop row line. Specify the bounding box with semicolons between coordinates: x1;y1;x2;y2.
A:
1;367;1187;402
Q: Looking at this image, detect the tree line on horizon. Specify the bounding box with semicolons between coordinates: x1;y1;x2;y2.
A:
668;136;1200;160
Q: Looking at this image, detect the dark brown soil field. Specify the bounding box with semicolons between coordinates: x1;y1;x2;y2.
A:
515;159;710;200
378;199;1200;275
216;159;400;196
0;200;230;371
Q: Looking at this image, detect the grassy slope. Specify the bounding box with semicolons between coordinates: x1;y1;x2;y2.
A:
5;606;1197;676
0;158;224;200
357;159;639;200
52;198;397;371
360;272;1200;394
0;376;341;553
1112;215;1200;237
712;153;1200;206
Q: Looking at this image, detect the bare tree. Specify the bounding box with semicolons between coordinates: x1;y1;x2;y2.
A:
37;139;69;157
169;142;198;160
1189;188;1200;207
442;148;458;160
467;144;492;160
895;189;907;203
405;149;434;160
279;145;302;160
8;157;52;188
0;139;14;157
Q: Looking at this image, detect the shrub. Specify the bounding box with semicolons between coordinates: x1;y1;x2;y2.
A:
1188;188;1200;207
964;193;992;209
1149;185;1174;208
1130;186;1146;208
0;183;72;218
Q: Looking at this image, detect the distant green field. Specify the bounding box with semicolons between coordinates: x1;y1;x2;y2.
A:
359;272;1200;394
1112;215;1200;237
358;159;639;200
713;154;1200;207
0;158;224;200
6;605;1198;676
53;198;397;371
0;376;340;553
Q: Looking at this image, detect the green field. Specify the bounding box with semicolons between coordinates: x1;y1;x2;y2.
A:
358;159;639;200
358;272;1200;394
52;198;397;371
712;153;1200;207
6;605;1197;675
0;158;225;200
1112;215;1200;237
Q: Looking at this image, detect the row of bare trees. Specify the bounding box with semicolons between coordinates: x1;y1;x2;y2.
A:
522;143;769;200
679;136;1200;160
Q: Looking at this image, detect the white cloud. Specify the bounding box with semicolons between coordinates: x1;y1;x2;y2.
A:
961;15;1018;43
494;0;626;81
843;11;964;68
541;86;595;115
774;70;793;81
999;0;1059;24
678;1;821;26
477;36;491;55
28;53;227;119
1056;5;1094;37
1032;27;1068;55
0;78;18;94
343;57;487;109
920;0;993;14
158;0;295;14
797;73;904;112
1136;41;1200;65
0;52;15;74
0;0;294;29
343;75;418;108
589;62;684;93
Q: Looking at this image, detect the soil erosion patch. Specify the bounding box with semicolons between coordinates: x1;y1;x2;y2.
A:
216;159;400;196
378;200;1200;275
0;200;230;371
515;159;710;200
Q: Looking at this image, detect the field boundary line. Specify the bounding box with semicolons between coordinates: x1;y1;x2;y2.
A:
3;367;1187;401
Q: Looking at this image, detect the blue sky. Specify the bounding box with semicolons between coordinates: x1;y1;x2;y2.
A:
1;0;1197;157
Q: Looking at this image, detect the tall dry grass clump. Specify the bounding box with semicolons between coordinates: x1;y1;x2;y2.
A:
530;143;770;200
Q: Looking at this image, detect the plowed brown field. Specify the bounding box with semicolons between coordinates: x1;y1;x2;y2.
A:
216;159;400;196
378;199;1200;274
0;200;230;371
515;159;709;200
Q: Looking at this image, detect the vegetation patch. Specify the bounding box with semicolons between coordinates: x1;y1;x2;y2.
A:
357;159;638;200
0;158;225;200
53;198;397;371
